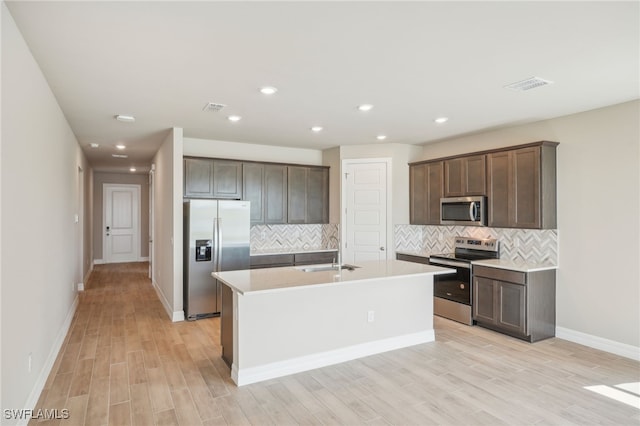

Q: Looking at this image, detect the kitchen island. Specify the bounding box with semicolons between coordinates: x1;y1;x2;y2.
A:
212;260;453;386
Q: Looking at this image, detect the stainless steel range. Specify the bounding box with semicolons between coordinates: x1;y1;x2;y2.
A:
429;237;500;325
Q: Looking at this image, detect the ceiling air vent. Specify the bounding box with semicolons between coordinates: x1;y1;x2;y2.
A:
202;102;227;112
504;77;553;91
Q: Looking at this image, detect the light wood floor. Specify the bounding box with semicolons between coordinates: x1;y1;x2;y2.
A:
32;262;639;425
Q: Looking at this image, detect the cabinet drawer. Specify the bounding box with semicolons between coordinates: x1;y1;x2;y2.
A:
294;252;336;265
474;265;526;285
250;254;294;269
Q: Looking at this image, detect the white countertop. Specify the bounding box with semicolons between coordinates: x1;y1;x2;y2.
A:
250;247;338;256
471;259;558;272
213;259;454;295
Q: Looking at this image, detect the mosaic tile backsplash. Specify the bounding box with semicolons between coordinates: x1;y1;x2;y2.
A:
251;224;339;251
395;224;558;264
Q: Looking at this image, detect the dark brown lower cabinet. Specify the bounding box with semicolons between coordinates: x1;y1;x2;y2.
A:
249;251;337;269
473;265;555;342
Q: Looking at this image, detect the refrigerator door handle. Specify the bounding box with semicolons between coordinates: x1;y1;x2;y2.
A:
217;218;223;271
212;218;219;271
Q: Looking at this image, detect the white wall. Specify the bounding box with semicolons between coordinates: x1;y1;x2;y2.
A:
184;137;323;165
322;147;341;223
152;128;184;321
419;100;640;350
1;3;90;417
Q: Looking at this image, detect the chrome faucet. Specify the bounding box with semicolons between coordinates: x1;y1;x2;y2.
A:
329;235;341;268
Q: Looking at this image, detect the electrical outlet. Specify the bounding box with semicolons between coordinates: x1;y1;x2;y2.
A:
367;310;375;323
261;231;266;239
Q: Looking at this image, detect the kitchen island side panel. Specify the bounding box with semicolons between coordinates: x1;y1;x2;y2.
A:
235;275;433;370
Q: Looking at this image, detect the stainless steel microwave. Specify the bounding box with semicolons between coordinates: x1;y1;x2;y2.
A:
440;196;487;226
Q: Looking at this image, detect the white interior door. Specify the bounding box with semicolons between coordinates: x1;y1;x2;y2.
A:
343;159;390;264
104;184;140;263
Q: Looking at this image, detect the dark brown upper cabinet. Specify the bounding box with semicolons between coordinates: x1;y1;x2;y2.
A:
487;142;558;229
444;154;486;197
287;166;329;224
242;163;287;224
409;141;558;229
184;157;242;199
409;161;443;225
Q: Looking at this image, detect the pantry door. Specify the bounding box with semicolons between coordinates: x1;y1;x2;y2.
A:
103;184;140;263
342;159;391;264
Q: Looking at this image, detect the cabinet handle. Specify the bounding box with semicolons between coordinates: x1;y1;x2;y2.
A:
380;246;385;251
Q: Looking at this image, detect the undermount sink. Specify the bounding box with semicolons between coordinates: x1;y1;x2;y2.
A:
297;264;360;273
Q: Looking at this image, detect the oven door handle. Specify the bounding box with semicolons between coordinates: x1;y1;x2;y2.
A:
429;258;470;269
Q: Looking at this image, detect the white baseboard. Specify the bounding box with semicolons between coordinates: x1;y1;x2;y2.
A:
556;327;640;361
93;258;105;265
83;265;93;285
151;278;184;322
233;329;435;386
19;295;79;426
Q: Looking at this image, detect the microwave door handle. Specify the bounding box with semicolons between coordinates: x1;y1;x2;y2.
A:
469;202;476;221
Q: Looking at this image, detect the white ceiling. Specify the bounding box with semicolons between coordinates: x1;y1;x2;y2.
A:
6;1;639;173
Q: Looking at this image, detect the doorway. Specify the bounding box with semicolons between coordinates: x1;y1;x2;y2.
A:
341;158;392;264
103;183;141;263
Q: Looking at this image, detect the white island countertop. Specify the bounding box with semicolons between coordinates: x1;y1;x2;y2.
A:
213;259;454;295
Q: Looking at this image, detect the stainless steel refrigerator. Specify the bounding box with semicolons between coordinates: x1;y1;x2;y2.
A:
183;199;250;320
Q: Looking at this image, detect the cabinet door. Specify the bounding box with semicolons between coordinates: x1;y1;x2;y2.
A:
444;158;464;197
287;166;329;224
487;151;511;227
287;166;308;223
212;160;242;199
445;155;486;197
184;158;214;198
464;155;486;195
307;167;329;223
497;281;527;335
264;165;288;224
473;276;496;324
427;161;444;223
410;161;443;225
242;163;265;223
409;164;427;224
512;147;540;228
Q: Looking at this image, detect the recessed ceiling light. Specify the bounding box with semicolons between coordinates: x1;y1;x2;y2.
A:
311;126;323;132
112;154;128;158
358;104;374;112
376;135;387;141
130;167;137;172
116;144;126;150
260;86;278;95
115;114;135;123
90;143;99;148
228;115;242;122
434;117;449;124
